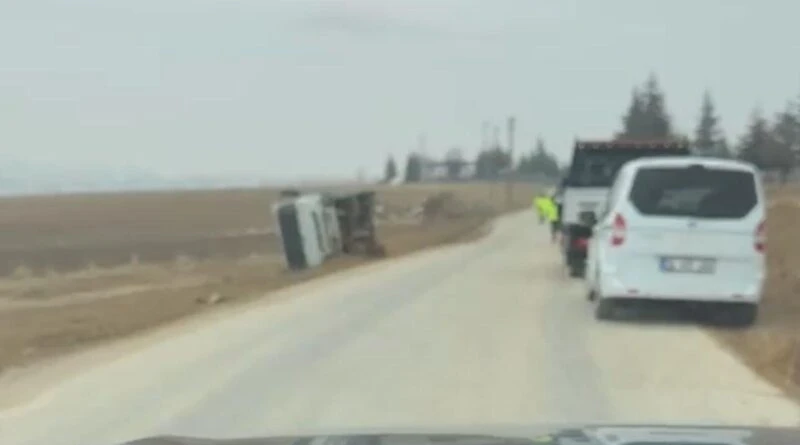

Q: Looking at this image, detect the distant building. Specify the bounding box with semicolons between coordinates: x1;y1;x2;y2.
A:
419;157;476;182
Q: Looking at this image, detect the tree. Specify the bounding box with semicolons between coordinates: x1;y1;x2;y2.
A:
383;155;398;183
518;137;560;178
474;146;511;180
640;73;673;138
617;88;646;139
403;153;422;183
772;104;800;154
768;104;800;180
694;91;726;157
716;137;732;158
737;109;774;169
444;147;466;180
617;74;673;139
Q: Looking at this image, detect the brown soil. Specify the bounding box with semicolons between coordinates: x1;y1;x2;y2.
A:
709;189;800;398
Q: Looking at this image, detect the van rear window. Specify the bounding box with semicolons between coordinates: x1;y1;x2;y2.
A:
629;166;757;219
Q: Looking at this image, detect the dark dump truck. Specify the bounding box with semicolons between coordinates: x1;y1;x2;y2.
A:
560;138;691;277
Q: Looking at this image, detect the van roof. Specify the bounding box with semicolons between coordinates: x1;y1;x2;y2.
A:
621;156;757;174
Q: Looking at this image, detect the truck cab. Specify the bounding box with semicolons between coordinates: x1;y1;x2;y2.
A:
561;139;691;277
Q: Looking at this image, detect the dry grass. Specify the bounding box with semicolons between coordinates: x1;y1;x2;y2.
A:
709;188;800;398
0;182;524;276
0;183;516;247
0;182;535;373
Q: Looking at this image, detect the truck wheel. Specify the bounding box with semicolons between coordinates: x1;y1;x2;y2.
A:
586;265;598;301
595;299;616;320
568;261;585;278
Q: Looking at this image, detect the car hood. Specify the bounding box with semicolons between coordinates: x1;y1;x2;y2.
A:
121;424;800;445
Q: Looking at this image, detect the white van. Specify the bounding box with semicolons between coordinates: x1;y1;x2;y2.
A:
585;157;766;326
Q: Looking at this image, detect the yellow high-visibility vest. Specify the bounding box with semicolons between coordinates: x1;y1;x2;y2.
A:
534;196;558;222
533;196;545;215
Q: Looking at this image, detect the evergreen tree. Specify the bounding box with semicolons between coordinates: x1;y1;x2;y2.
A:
383;155;398;183
403;153;422;183
534;137;547;156
516;152;531;173
694;90;725;156
716;137;732;158
617;74;673;139
474;146;511;180
617;88;646;139
772;102;800;153
737;109;774;169
769;104;800;180
640;73;672;138
516;138;560;178
531;138;560;177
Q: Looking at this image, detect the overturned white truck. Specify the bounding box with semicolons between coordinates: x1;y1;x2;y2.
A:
272;190;385;271
273;193;341;270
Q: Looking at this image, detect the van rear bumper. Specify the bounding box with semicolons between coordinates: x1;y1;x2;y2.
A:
598;272;763;304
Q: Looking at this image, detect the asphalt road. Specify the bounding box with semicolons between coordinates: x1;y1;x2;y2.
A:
2;212;799;445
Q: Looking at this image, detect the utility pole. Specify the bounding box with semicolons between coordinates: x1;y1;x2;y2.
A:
478;121;488;188
505;116;516;209
491;125;501;200
480;121;494;200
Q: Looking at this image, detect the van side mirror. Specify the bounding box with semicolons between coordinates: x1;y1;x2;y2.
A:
579;210;598;227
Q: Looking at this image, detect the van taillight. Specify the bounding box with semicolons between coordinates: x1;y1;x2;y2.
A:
755;220;766;253
611;213;626;247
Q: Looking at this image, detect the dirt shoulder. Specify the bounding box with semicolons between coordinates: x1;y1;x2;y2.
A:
709;188;800;399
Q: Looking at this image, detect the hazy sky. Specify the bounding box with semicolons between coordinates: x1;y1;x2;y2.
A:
1;0;798;181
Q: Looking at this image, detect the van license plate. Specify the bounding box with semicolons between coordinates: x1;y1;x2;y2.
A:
660;257;715;274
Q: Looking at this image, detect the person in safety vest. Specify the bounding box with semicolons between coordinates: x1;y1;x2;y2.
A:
533;194;549;224
539;194;560;243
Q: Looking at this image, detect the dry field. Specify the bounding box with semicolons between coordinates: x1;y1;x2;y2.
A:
0;182;535;373
0;183;512;276
710;185;800;397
